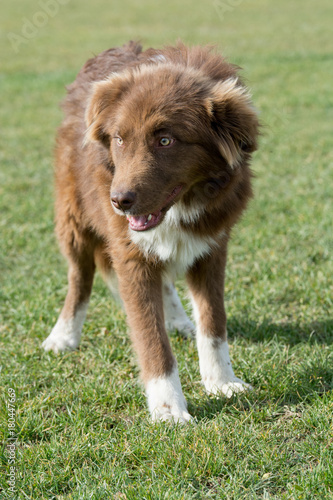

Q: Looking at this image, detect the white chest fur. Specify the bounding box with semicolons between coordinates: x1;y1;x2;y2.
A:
129;204;220;276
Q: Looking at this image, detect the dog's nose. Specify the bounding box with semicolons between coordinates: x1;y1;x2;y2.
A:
111;191;136;211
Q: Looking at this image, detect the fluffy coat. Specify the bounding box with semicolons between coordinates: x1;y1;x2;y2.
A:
42;41;259;422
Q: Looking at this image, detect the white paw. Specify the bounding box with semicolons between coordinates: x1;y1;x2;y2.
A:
151;405;193;424
204;376;252;398
146;366;193;424
165;318;195;338
42;331;80;353
42;305;88;354
42;317;82;353
196;335;252;398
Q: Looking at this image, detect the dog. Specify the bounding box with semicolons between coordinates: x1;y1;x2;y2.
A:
42;41;259;423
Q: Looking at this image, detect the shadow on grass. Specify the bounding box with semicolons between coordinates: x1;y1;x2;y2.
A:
228;317;333;346
192;367;333;422
190;318;333;421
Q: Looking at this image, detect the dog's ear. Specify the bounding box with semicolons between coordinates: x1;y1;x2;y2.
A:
84;72;132;147
206;78;259;168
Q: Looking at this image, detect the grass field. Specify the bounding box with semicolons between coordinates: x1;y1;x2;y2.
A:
1;0;333;498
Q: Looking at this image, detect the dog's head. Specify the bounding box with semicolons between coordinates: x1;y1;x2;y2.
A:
85;60;259;231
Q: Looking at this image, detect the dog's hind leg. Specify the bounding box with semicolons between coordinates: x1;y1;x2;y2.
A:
96;263;195;341
162;278;195;338
42;228;96;354
94;248;123;305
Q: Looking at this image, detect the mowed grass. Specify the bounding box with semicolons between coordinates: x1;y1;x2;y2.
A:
1;0;333;498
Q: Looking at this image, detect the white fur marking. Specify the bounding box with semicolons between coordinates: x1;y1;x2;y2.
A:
162;279;194;337
100;266;194;336
42;303;88;353
146;366;192;423
166;200;205;225
196;330;251;397
102;268;123;304
130;204;218;274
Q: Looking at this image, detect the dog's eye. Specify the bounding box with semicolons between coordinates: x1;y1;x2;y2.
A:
158;137;174;147
116;136;124;146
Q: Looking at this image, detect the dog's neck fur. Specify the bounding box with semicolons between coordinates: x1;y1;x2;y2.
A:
128;202;225;277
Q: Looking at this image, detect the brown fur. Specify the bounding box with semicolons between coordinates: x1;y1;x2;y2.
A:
50;41;258;388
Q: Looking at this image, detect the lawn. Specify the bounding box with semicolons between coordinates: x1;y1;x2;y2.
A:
1;0;333;498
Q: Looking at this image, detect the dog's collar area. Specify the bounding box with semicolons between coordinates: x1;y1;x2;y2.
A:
126;185;183;231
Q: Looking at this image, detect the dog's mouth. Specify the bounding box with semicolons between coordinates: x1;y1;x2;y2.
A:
126;185;183;232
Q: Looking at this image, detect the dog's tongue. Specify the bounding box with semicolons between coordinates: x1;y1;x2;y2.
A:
127;211;162;231
126;186;183;232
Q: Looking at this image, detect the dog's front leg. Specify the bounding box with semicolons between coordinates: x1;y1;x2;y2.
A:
115;260;192;423
42;248;95;353
187;245;251;398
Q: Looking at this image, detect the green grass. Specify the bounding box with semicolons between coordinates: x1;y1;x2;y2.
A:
1;0;333;498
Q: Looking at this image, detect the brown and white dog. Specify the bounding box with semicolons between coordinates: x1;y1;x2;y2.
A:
42;41;259;423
